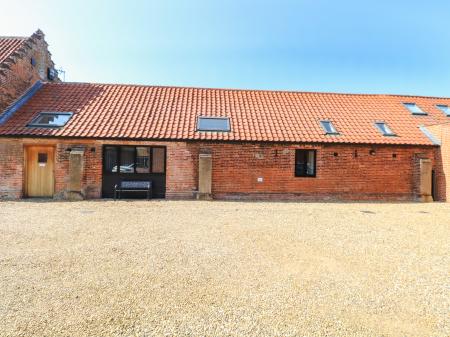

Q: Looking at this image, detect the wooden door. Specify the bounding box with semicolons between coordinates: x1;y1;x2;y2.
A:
26;146;55;197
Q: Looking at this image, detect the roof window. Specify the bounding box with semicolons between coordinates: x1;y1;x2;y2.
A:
197;116;230;132
320;120;339;135
375;122;396;136
403;103;427;115
27;112;73;128
436;104;450;116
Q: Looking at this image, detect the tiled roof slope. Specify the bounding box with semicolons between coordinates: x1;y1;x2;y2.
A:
0;37;26;64
0;82;449;145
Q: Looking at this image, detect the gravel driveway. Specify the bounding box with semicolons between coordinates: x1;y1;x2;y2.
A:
0;200;449;336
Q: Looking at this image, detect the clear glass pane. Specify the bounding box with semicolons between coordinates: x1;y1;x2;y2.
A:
198;117;230;131
404;103;425;114
120;147;135;173
104;146;118;173
35;114;71;126
306;151;315;175
437;105;450;116
136;147;150;173
152;148;165;173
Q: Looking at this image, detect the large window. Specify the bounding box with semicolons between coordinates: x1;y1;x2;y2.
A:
295;150;316;177
103;146;165;174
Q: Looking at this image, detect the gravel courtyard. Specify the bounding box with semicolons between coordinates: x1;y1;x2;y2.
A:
0;201;449;336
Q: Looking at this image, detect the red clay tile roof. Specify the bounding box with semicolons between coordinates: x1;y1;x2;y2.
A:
0;36;27;64
1;82;449;145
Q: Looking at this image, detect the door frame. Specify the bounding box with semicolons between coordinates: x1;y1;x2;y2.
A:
24;145;56;197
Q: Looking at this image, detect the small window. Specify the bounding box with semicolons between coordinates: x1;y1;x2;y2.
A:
295;150;316;177
320;120;339;135
436;104;450;116
28;112;73;128
375;122;396;136
403;103;427;115
47;68;57;81
197;116;230;132
38;153;47;164
30;58;36;66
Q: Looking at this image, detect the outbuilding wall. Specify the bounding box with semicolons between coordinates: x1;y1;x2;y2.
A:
0;137;445;201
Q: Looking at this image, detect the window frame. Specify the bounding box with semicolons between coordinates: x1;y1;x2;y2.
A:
374;122;396;136
294;149;317;178
197;116;231;132
436;104;450;116
27;112;73;128
403;103;427;116
320;120;339;135
102;145;166;175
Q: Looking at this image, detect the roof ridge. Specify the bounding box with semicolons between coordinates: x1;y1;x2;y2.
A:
44;81;450;100
0;36;27;40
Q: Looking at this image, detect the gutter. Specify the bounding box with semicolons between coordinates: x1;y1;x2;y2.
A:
0;80;43;125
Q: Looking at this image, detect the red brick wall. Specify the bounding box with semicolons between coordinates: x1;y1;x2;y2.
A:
428;124;450;201
0;137;445;201
0;31;58;112
0;140;23;199
202;143;439;201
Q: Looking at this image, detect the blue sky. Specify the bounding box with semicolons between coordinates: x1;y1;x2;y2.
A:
1;0;450;96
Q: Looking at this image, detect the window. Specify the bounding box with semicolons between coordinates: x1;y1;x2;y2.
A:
104;146;118;173
136;147;150;173
295;150;316;177
103;146;165;174
47;68;57;81
436;104;450;116
320;120;339;135
38;153;47;164
120;147;135;173
375;122;396;136
197;116;230;132
403;103;427;115
28;112;72;127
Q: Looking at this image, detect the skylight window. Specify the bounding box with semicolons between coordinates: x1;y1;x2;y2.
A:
403;103;427;115
28;112;73;128
375;122;396;136
197;116;230;132
436;104;450;116
320;120;339;135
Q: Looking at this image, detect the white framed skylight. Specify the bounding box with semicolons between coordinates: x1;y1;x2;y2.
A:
197;116;230;132
27;112;73;128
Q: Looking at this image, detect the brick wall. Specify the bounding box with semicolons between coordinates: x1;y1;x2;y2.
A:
0;140;23;199
0;30;58;112
0;137;445;201
203;142;439;201
428;123;450;201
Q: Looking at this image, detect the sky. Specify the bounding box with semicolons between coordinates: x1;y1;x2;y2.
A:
1;0;450;96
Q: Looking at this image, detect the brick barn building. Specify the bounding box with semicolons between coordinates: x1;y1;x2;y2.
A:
0;80;449;202
0;33;449;202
